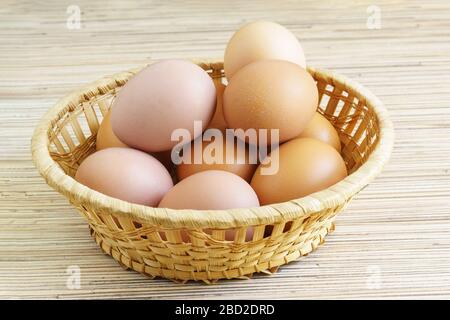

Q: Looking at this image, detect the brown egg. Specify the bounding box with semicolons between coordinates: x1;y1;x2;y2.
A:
177;130;257;182
111;60;216;152
298;113;341;152
206;81;227;131
75;148;173;206
96;111;128;151
224;21;306;79
159;170;259;210
251;138;347;205
223;60;318;145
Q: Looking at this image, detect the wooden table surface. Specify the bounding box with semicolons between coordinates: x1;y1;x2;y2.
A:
1;0;450;299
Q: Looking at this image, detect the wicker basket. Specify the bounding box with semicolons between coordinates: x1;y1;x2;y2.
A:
31;60;394;283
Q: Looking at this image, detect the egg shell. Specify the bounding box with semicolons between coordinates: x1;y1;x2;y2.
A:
251;138;347;205
298;112;341;152
75;148;173;206
111;60;216;152
223;59;318;144
159;170;259;210
176;130;257;182
96;111;129;151
224;21;306;79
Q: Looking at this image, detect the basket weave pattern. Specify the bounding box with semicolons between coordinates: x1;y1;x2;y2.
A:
31;61;393;282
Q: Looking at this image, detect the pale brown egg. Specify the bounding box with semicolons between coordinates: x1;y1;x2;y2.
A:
160;170;258;242
111;60;216;152
176;130;257;182
298;113;341;152
75;148;173;206
159;170;259;210
96;111;129;151
251;138;347;205
224;21;306;79
223;60;318;145
206;81;227;131
96;111;175;171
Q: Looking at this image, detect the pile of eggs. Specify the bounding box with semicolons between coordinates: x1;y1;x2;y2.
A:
76;21;347;211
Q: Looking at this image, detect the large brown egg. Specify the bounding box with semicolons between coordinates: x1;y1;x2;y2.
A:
251;138;347;205
224;21;306;79
159;170;259;210
75;148;173;206
177;130;257;182
223;60;318;144
96;111;128;151
111;60;216;152
298;113;341;152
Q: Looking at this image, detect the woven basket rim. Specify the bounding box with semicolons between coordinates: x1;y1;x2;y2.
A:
31;60;394;229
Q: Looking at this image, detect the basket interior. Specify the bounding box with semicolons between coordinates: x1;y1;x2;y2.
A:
47;68;380;179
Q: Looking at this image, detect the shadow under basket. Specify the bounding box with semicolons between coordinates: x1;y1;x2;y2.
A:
31;60;394;283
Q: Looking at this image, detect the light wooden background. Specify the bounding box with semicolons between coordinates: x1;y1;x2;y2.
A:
1;0;450;299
